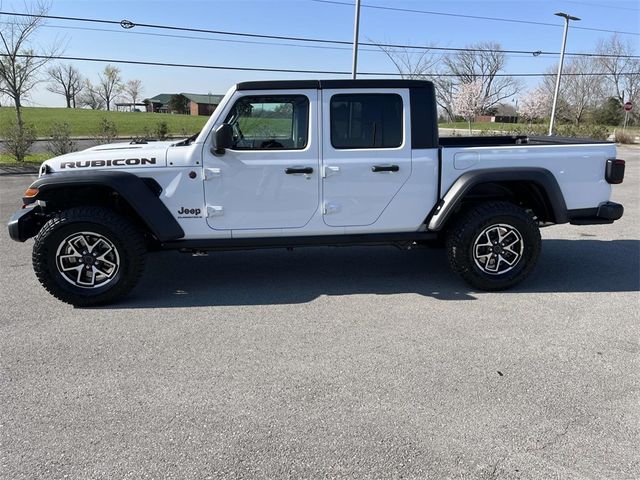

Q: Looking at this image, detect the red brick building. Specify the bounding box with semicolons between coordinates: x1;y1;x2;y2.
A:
144;93;224;116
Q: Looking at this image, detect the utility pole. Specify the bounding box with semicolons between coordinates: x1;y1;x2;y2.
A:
548;12;580;136
351;0;361;79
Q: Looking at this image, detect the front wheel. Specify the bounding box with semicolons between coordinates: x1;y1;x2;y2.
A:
32;207;146;306
446;201;541;291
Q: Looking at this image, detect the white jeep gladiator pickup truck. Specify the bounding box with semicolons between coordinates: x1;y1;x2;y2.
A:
8;79;625;306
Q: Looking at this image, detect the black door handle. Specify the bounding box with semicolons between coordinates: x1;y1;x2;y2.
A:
285;167;313;174
372;165;399;173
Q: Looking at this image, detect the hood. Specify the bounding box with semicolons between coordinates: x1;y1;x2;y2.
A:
40;140;182;175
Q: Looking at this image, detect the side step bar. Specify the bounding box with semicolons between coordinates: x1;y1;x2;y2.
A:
160;232;438;252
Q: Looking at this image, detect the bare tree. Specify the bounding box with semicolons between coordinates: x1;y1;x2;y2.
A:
431;77;457;122
539;56;604;125
96;65;122;111
78;79;105;110
596;34;640;104
47;63;83;108
563;57;604;125
373;41;457;120
540;64;570;122
123;79;143;109
0;1;61;128
444;42;522;114
596;34;640;120
377;44;439;79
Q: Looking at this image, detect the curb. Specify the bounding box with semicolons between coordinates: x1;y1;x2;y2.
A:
0;165;40;176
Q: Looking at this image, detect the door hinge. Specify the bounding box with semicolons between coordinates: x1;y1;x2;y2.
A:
204;167;221;180
322;165;340;178
206;205;224;217
322;202;340;215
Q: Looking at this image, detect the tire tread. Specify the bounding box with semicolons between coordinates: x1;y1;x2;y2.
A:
445;201;541;291
32;207;146;306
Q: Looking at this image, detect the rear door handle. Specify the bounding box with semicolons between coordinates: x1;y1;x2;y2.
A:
285;167;313;174
372;165;399;173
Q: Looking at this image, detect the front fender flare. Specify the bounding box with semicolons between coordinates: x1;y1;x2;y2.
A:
26;171;184;242
427;168;568;231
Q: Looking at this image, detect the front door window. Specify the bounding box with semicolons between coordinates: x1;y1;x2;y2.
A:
224;95;309;151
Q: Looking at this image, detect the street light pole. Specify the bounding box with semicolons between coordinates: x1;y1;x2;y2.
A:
351;0;361;79
548;12;580;136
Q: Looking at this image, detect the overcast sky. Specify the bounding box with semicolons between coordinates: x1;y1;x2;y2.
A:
6;0;640;107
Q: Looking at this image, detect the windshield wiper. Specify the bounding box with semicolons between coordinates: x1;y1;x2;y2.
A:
174;133;199;146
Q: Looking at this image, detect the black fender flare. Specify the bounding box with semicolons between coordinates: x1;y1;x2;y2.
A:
26;171;184;242
427;168;568;231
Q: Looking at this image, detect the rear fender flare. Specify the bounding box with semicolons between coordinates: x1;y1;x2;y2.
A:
427;168;568;231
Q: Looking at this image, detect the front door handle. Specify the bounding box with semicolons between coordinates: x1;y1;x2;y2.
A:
372;165;399;173
285;167;313;175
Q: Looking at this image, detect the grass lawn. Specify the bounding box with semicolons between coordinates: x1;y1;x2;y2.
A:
0;152;53;165
239;117;292;137
0;107;209;138
439;121;638;135
439;121;525;132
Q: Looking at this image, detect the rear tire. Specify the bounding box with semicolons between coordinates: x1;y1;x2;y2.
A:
446;201;541;291
33;207;146;307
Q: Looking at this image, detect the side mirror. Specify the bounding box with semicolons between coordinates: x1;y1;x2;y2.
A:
212;123;233;154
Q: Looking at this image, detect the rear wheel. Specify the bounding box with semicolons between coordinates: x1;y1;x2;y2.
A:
446;201;541;291
33;207;146;306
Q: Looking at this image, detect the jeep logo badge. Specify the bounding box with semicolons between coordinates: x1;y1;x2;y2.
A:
177;207;202;218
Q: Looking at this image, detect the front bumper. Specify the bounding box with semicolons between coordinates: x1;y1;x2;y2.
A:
568;201;624;225
7;206;42;242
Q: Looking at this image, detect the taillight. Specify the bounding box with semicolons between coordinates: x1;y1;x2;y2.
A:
605;159;625;184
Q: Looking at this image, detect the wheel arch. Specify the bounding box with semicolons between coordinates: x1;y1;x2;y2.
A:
24;171;184;242
428;168;568;231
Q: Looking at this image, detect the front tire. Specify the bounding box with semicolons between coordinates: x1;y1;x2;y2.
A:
33;207;146;306
446;201;541;291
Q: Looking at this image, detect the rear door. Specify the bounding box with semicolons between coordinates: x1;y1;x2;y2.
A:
321;89;412;227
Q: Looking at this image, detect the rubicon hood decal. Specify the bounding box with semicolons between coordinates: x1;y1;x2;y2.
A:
41;140;179;172
60;158;157;169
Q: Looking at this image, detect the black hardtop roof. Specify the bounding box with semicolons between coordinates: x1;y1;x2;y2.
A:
236;79;434;91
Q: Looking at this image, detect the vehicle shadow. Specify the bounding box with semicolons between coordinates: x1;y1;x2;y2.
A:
108;239;639;309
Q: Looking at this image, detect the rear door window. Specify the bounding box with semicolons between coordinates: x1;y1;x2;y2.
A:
330;94;403;149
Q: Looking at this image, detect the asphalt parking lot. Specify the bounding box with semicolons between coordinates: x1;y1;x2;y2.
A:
1;146;638;479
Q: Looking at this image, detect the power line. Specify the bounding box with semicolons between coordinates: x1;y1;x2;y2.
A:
5;52;637;78
26;22;555;61
0;10;638;60
33;23;369;53
0;10;357;46
311;0;640;36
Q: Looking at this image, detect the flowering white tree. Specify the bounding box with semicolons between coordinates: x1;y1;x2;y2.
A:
518;87;550;124
453;80;483;133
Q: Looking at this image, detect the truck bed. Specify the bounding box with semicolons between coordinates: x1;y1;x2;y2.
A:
439;135;613;148
438;135;617;213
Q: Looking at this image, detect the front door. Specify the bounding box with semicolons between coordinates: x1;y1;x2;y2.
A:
203;90;319;231
321;89;412;227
